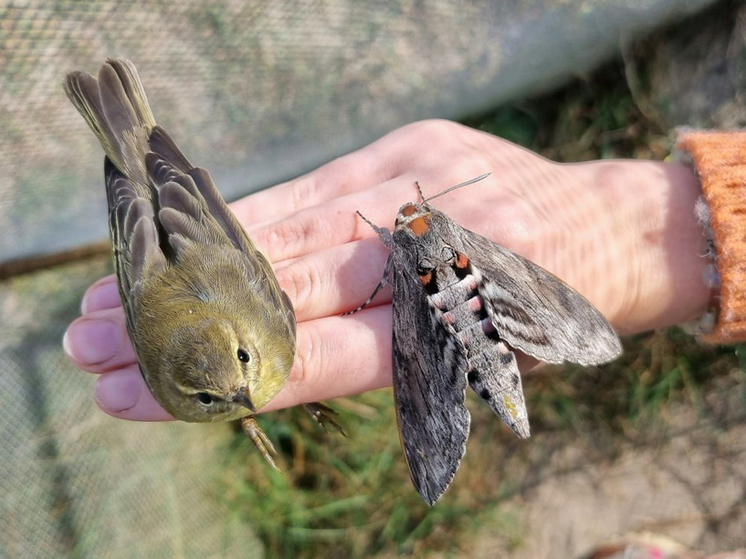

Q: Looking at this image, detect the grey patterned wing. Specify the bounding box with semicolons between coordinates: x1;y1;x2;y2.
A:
390;251;471;505
458;227;621;366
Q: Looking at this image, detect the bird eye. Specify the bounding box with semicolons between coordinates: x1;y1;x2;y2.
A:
196;392;214;406
237;348;250;363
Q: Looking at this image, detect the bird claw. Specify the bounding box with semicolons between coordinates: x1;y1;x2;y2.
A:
240;416;280;471
304;402;347;437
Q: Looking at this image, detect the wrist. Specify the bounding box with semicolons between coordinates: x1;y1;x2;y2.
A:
585;159;710;334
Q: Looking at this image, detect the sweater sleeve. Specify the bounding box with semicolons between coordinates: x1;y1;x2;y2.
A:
677;130;746;343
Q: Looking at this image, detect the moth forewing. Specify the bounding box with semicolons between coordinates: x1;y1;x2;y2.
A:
390;256;471;505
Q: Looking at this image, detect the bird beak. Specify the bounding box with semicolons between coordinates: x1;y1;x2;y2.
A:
232;387;256;412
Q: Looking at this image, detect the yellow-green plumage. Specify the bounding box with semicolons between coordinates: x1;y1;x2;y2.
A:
64;59;298;460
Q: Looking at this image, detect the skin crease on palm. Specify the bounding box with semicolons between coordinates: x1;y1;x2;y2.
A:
62;119;711;422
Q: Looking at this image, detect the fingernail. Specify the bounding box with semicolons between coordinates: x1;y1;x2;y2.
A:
96;372;140;413
63;319;119;365
81;281;121;314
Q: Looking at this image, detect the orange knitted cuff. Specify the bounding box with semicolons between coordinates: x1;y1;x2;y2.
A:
677;130;746;344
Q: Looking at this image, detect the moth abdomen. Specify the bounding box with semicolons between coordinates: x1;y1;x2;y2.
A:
467;340;530;438
429;272;477;304
434;292;489;332
424;264;531;437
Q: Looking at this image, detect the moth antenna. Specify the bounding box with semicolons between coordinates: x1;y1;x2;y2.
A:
343;252;394;315
423;173;491;204
415;181;426;203
355;210;396;249
356;210;382;234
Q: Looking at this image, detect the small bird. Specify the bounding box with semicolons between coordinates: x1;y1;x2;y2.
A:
65;59;339;466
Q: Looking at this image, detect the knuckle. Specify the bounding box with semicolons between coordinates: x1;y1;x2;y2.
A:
255;207;326;261
253;219;305;261
273;266;300;308
287;174;322;214
400;119;462;143
287;153;355;209
478;196;540;259
255;205;357;262
500;216;538;258
395;121;491;185
274;258;322;317
289;324;324;388
457;153;495;183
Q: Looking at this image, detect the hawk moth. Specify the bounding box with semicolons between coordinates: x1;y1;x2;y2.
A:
349;175;622;505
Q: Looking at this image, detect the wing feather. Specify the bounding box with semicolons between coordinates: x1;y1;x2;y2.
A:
104;158;165;334
143;128;295;332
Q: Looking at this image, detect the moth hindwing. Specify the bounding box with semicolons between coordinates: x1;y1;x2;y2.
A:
350;178;622;505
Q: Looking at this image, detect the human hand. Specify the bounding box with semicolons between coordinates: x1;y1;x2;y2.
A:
63;120;710;422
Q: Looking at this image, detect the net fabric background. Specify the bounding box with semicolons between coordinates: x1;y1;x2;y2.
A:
0;0;721;557
0;0;716;264
0;259;260;558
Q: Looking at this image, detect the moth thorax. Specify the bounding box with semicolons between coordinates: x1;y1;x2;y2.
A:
408;216;430;236
396;203;431;236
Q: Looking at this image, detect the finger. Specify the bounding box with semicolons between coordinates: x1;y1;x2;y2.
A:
230;121;477;227
63;306;137;373
84;305;539;420
231;134;401;226
66;238;393;373
260;305;394;412
66;239;394;374
250;174;422;263
245;137;535;264
262;307;540;413
275;238;392;321
94;365;175;421
80;275;120;314
233;119;503;229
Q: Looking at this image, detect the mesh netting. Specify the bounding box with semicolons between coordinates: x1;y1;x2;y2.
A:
0;259;261;558
0;0;715;263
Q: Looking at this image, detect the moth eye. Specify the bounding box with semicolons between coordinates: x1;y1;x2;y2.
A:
417;257;434;273
196;392;215;406
237;348;250;363
441;247;456;262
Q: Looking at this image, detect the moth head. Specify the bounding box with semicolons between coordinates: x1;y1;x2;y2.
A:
395;203;432;237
